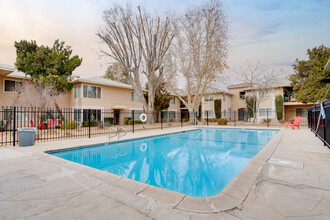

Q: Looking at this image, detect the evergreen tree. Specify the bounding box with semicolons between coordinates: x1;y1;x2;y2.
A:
275;95;283;120
290;45;330;103
214;99;222;119
15;39;82;119
104;62;129;84
144;83;171;111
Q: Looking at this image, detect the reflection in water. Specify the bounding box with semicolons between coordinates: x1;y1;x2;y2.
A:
53;128;278;197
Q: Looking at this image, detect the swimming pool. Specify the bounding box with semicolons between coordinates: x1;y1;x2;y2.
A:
50;128;278;197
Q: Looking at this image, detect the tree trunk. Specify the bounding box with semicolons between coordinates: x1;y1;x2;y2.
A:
147;83;155;124
54;102;65;121
188;107;195;124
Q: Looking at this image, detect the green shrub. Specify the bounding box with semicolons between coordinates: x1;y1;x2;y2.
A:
246;96;256;118
124;117;143;125
124;117;132;125
104;117;114;125
214;99;222;119
82;121;99;127
217;118;228;125
0;120;4;129
61;120;78;129
289;119;295;124
207;118;217;122
275;95;284;120
263;119;272;123
182;118;189;122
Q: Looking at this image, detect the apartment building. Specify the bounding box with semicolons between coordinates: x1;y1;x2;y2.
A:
0;65;180;125
0;64;315;124
226;82;314;121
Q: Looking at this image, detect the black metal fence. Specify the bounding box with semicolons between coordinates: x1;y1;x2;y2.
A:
0;107;195;146
0;106;310;146
308;99;329;148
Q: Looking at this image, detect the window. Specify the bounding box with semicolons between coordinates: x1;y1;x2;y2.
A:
223;110;226;117
131;91;140;102
131;110;142;121
161;111;168;119
258;108;272;117
4;80;22;92
259;90;272;98
169;97;175;105
74;109;81;121
204;95;214;101
74;85;82;98
2;108;26;121
239;91;246;99
83;109;101;121
204;110;215;118
83;85;101;98
169;111;176;119
296;108;308;117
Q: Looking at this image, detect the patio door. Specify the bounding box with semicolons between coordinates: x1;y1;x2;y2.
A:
238;108;246;121
114;109;120;125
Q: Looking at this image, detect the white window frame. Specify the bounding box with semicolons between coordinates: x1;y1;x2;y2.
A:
73;85;82;98
204;110;215;118
131;91;140;102
168;110;176;119
131;109;143;121
82;84;102;99
169;97;175;105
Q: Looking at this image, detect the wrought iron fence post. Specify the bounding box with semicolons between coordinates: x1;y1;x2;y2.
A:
88;109;91;138
181;112;183;127
323;115;326;146
234;110;236;127
161;111;163;130
207;111;209;126
267;109;269;127
193;110;195;125
132;110;134;133
13;106;16;146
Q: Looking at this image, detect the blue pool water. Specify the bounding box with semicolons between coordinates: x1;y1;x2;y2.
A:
50;128;278;197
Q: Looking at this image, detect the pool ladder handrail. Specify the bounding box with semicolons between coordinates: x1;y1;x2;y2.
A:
109;127;118;140
118;126;127;139
194;118;202;126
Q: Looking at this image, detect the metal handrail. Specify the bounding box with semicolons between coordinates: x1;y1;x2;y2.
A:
194;118;202;126
109;127;118;140
118;127;127;139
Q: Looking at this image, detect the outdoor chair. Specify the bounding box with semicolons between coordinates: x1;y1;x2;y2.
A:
47;119;56;128
286;116;302;130
30;120;47;130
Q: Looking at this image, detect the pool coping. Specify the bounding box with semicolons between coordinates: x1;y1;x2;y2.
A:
11;126;284;214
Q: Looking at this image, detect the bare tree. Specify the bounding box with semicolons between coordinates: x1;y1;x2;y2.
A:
240;61;283;121
97;4;173;122
16;82;62;126
165;0;228;122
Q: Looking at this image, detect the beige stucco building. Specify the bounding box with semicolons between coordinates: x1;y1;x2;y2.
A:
0;64;315;125
0;65;180;125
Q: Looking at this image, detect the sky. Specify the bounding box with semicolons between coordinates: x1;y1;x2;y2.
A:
0;0;330;81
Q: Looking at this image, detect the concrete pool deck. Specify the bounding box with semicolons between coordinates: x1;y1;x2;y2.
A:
0;126;329;219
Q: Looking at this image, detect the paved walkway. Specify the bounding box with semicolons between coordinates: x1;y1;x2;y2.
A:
0;127;329;219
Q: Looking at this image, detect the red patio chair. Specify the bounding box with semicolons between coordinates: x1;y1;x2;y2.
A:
47;119;56;128
286;116;302;130
30;120;46;129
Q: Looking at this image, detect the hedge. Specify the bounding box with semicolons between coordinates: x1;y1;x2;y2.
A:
275;95;284;120
214;99;222;119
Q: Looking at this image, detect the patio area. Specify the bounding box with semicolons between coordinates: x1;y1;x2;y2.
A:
0;127;329;219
